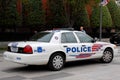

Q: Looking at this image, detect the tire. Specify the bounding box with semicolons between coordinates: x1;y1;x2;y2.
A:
100;49;113;63
48;53;65;71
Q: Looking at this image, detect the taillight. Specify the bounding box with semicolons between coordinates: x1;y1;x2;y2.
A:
23;45;33;54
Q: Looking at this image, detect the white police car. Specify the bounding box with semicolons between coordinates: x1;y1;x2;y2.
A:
4;29;117;71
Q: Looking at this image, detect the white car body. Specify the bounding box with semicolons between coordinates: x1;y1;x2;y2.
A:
3;30;117;70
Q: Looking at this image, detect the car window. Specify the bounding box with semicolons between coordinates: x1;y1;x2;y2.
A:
61;32;77;43
75;32;93;43
30;32;54;42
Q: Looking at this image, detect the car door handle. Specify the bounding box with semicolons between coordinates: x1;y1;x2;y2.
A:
82;45;85;46
63;46;68;47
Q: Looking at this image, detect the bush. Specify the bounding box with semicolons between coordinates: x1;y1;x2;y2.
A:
107;0;120;28
0;0;22;27
91;5;112;28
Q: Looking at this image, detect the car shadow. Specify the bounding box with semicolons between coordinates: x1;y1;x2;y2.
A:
64;59;101;69
2;59;103;73
2;65;49;73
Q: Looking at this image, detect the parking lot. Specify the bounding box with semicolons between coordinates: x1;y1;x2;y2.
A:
0;46;120;80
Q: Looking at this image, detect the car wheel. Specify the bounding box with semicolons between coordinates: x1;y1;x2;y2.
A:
48;53;65;71
100;49;113;63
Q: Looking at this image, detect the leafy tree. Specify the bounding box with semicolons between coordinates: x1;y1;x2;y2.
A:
74;0;90;28
94;0;101;3
84;0;90;4
107;0;120;28
0;0;22;27
64;0;90;28
22;0;45;27
91;6;112;28
48;0;66;28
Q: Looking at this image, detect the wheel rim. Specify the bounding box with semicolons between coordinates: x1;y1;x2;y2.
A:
52;55;64;70
103;51;112;62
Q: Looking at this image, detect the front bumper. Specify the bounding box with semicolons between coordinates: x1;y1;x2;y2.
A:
3;51;49;65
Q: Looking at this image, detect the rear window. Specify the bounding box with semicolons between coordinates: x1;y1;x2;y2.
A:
30;32;54;42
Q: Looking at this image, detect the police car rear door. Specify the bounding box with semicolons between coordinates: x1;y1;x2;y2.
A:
61;32;83;60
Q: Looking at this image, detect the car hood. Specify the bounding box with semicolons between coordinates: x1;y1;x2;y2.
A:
95;41;110;44
94;41;115;46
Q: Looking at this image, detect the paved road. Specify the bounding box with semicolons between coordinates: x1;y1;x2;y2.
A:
0;47;120;80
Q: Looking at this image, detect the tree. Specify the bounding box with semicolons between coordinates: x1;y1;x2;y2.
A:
0;0;22;27
64;0;90;28
47;0;66;28
74;0;90;28
107;0;120;28
91;6;112;28
22;0;45;27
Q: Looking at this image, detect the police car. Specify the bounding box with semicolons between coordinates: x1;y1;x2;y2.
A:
4;29;117;71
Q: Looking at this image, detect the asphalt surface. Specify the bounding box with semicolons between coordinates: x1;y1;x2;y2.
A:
0;46;120;80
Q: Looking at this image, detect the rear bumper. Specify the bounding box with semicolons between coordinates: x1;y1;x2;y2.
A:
3;51;49;65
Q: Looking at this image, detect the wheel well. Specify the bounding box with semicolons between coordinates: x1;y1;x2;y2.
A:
104;47;113;54
49;51;66;61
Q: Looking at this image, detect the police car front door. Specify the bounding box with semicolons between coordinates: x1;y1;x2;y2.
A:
61;32;93;60
72;32;95;59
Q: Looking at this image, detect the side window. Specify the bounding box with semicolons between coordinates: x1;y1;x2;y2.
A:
75;32;93;43
61;32;77;43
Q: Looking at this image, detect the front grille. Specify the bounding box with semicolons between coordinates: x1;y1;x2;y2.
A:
7;46;24;53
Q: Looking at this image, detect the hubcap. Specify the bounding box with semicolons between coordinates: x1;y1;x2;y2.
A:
53;55;63;69
103;51;112;62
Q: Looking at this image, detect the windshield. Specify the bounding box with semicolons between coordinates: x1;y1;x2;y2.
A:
30;32;54;42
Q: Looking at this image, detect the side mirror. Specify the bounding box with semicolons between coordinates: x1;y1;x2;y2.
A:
94;37;98;41
92;37;98;43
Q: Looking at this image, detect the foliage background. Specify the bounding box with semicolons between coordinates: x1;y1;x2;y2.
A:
0;0;120;40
